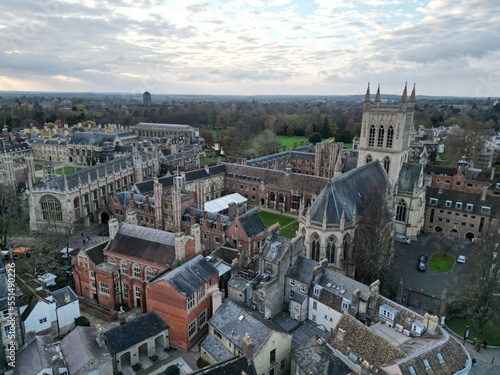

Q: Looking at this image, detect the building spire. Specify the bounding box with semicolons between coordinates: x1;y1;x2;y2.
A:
364;82;370;103
409;83;416;103
401;82;408;103
374;84;381;104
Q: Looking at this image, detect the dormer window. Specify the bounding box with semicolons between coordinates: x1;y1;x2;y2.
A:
481;206;491;214
445;200;452;208
313;286;321;296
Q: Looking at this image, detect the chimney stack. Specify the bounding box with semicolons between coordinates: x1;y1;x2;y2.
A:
315;338;326;354
490;167;496;181
242;333;254;366
118;306;126;325
228;202;237;220
108;218;119;240
481;187;488;201
212;289;222;313
64;290;71;303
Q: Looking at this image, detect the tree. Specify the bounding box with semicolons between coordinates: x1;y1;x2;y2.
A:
199;130;214;148
434;231;462;256
352;187;395;294
164;364;180;375
308;132;322;144
444;118;491;167
454;233;500;335
0;184;28;250
252;129;281;156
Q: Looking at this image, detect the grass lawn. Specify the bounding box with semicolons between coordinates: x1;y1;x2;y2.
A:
427;252;455;273
447;318;500;346
55;166;81;175
200;155;224;166
258;211;295;227
276;136;309;149
35;164;43;171
280;222;299;239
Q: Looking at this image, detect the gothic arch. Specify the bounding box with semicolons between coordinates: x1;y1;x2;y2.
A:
386;126;394;148
383;156;390;173
326;236;336;264
368;125;375;147
377;126;384;147
310;233;320;262
365;154;372;164
40;195;63;222
342;233;352;264
395;199;407;222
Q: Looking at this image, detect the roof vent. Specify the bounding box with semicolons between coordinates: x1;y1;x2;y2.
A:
238;315;245;321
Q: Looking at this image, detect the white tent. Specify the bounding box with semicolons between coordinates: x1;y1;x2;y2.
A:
204;193;247;213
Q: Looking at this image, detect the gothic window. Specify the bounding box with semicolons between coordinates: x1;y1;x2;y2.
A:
270;192;276;202
326;236;335;264
40;195;63;222
368;125;375;147
396;200;407;222
377;126;384;147
365;155;372;164
386;126;394;148
311;234;320;261
383;156;390;173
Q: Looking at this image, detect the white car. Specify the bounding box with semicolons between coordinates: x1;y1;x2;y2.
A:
457;255;466;264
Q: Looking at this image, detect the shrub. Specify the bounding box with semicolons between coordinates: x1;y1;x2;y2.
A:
74;316;90;327
197;357;210;368
164;364;180;375
149;354;159;362
132;363;142;372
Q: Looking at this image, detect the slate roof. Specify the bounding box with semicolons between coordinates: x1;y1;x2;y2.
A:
292;335;352;375
16;335;65;375
116;190;155;207
191;355;257;375
152;255;218;295
0;142;30;154
52;286;78;308
237;209;267;237
285;256;319;284
182;207;231;230
397;162;423;193
224;163;329;194
85;242;107;265
307;160;390;225
134;164;227;194
209;300;289;356
106;223;177;265
198;333;233;362
61;326;111;374
104;311;169;354
261;232;291;264
227;275;248;292
314;267;371;303
426;186;500;217
69;131;118;146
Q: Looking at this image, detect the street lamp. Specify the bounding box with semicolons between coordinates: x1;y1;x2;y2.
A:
464;325;470;340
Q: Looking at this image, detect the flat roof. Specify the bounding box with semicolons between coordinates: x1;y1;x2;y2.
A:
204;193;247;213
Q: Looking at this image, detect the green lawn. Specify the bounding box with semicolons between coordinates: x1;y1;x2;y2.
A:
35;164;43;171
427;252;455;273
55;166;81;175
200;155;225;166
280;222;299;239
258;211;295;227
447;318;500;346
276;136;309;149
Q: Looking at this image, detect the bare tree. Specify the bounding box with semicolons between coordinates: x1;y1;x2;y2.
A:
435;231;462;256
352;187;395;294
455;232;500;335
444;118;491;167
0;184;29;250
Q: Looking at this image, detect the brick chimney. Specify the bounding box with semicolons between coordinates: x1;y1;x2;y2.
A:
212;289;222;313
190;208;196;225
129;192;135;208
481;186;487;201
242;332;254;365
369;280;380;310
216;213;222;231
191;224;202;255
64;290;71;303
175;232;187;262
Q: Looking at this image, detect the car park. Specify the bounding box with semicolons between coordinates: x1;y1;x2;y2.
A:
457;255;466;264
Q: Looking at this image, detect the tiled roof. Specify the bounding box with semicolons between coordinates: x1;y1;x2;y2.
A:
69;131;118;145
106;223;176;266
398;163;423;193
224;163;329;193
104;311;169;354
16;335;64;375
153;255;218;295
237;209;267;237
61;326;111;374
130;122;195;131
198;333;233;363
426;186;500;217
307;161;391;225
314;267;371;305
51;286;78;308
261;232;291;264
85;243;107;265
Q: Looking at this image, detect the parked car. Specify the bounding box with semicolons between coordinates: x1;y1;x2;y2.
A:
395;234;411;244
417;255;428;272
457;255;466;264
418;255;428;263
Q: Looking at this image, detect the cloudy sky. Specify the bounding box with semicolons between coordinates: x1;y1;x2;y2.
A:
0;0;499;97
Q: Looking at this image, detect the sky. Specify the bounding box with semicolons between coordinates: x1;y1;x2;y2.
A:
0;0;499;97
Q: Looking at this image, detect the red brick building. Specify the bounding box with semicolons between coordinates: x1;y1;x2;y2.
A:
147;255;220;351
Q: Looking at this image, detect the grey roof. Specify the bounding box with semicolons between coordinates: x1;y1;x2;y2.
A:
154;255;218;295
0;142;30;154
291;320;330;350
16;335;65;375
52;286;78;308
130;122;195;131
285;256;319;284
307;160;390;225
104;311;169;354
292;335;351;375
116;190;155;207
237;208;267;237
134;164;227;194
182;207;231;230
191;355;257;375
69;131;118;146
397;162;423;193
261;232;291;264
314;267;371;301
209;300;290;355
227;275;248;292
106;223;177;266
199;333;233;362
85;243;107;264
60;326;111;374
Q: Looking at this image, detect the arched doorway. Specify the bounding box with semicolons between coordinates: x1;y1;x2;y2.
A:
100;212;110;225
450;228;459;235
434;226;443;233
69;156;73;162
465;232;475;241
